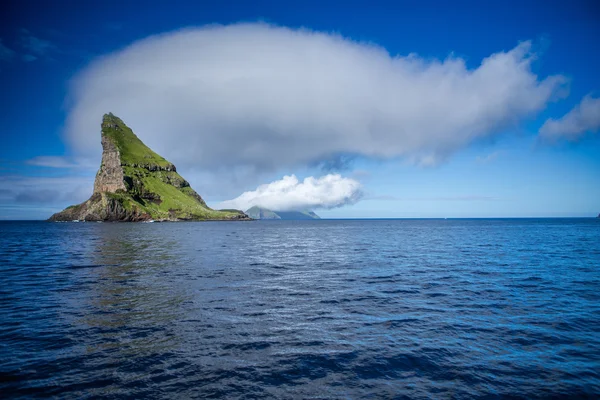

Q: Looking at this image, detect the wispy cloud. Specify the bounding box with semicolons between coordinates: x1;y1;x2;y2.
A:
64;23;567;185
26;156;80;169
0;205;66;220
0;174;92;209
1;156;96;219
18;28;56;62
475;151;501;164
539;95;600;141
217;174;363;211
315;154;356;173
24;155;98;172
0;39;16;61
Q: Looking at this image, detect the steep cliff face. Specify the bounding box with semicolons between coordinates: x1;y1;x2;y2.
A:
49;113;250;222
93;134;127;194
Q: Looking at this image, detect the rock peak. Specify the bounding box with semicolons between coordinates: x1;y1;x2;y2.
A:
49;114;250;222
101;112;125;129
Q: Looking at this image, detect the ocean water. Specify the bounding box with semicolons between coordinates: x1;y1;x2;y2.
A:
1;219;599;399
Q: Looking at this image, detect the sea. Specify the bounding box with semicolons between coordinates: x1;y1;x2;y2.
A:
1;219;599;399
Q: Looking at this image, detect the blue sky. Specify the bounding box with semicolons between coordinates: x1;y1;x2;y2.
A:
0;0;599;219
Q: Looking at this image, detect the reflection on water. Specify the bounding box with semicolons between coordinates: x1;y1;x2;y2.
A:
77;227;187;357
1;219;599;398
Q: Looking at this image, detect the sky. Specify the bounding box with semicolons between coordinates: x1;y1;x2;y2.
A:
0;0;599;219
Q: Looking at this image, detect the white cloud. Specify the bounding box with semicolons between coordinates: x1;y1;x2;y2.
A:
64;23;567;181
216;174;362;211
539;95;600;140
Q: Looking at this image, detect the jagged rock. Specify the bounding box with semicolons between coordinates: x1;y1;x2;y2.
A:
49;113;251;222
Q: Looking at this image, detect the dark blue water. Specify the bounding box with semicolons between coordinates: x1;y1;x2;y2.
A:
1;219;599;399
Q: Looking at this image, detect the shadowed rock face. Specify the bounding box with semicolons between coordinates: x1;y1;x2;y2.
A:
93;134;127;194
49;113;250;222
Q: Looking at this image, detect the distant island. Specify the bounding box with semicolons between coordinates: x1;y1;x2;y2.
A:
49;114;250;222
245;206;320;220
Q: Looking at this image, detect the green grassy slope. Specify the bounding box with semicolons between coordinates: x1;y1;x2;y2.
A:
102;113;172;167
94;114;247;220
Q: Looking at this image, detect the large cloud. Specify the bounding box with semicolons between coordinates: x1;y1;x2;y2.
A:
217;174;362;211
539;95;600;140
65;23;566;173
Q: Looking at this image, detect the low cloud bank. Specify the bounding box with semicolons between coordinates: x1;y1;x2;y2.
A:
0;175;92;208
217;174;362;211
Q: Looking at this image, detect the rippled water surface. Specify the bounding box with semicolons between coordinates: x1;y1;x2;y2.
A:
1;219;600;399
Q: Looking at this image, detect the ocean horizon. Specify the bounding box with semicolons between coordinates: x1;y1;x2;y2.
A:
3;216;598;221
